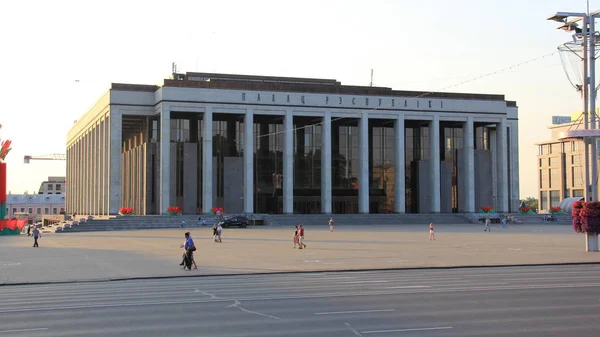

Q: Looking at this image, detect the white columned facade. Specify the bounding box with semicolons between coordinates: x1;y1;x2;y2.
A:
283;109;294;214
497;118;508;212
430;115;441;213
202;107;213;213
159;106;171;214
359;112;369;213
463;117;475;213
244;108;254;213
321;111;332;214
108;110;122;215
394;114;406;213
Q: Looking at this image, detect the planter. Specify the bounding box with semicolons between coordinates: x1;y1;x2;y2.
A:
586;232;599;252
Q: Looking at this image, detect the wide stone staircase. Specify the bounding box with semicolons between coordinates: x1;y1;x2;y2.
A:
58;213;573;233
61;213;472;233
263;213;472;227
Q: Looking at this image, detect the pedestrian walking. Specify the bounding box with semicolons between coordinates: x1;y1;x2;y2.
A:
32;226;41;247
293;225;299;248
212;223;219;243
298;224;306;249
179;232;197;270
328;218;334;232
27;224;32;236
216;224;223;243
429;223;435;241
501;216;508;229
484;216;491;232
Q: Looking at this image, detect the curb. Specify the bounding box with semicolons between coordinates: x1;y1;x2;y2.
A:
2;261;599;287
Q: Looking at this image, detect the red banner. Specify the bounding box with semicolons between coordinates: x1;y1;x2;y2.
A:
0;219;27;231
0;162;6;204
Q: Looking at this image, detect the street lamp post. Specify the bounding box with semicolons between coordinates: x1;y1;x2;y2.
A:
549;8;600;252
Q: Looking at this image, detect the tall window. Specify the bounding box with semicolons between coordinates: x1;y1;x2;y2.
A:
370;123;395;213
540;170;549;189
550;190;561;207
549;168;560;188
540;191;548;210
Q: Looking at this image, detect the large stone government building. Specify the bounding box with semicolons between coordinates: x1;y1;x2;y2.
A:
66;72;519;215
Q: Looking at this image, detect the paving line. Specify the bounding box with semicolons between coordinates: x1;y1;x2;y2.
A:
0;328;48;334
2;282;599;314
361;326;452;334
315;309;395;315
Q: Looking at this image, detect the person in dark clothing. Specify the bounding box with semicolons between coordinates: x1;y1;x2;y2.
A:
179;232;196;270
32;226;41;247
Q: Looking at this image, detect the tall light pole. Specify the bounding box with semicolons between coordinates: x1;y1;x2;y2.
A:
549;7;600;252
548;9;600;202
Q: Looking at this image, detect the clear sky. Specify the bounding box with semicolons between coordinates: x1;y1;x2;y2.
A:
0;0;594;198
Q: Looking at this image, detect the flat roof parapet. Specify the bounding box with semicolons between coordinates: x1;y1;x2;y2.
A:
111;83;159;92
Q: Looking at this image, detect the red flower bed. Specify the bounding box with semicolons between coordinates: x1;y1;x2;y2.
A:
518;206;532;214
167;206;182;215
119;207;134;215
549;206;562;214
480;206;493;213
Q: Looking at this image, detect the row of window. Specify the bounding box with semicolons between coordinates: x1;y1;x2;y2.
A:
45;184;62;191
7;207;65;215
539;141;587;155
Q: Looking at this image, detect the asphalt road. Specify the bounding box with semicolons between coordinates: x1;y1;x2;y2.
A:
0;265;599;337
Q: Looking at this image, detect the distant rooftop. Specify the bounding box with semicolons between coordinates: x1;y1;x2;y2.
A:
6;194;66;204
111;72;509;102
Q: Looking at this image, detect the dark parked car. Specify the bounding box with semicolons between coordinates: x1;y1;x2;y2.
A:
219;216;248;228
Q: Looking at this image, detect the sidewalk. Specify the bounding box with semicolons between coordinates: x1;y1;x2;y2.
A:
0;223;598;285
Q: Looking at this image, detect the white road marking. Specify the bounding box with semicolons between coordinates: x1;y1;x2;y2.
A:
342;281;389;284
0;328;48;333
228;300;281;320
361;326;453;334
1;263;21;267
384;286;430;289
315;309;395;315
345;322;364;337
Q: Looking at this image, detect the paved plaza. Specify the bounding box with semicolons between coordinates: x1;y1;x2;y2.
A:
0;223;598;285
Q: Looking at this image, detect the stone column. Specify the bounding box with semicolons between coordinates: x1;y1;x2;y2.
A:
321;111;332;213
159;106;171;215
430;115;441;213
509;121;520;212
463;117;475;213
202;107;213;213
496;118;508;212
359;112;369;213
109;110;122;215
283;109;294;214
394;115;406;213
103;118;109;215
244;108;254;213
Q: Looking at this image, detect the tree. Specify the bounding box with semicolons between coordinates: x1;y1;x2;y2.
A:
521;197;538;211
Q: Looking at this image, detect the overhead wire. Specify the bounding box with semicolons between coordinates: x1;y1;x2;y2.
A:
256;51;559;139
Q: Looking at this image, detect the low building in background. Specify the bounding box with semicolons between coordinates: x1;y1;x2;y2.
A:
551;116;571;125
4;194;65;223
536;115;600;212
38;176;66;194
